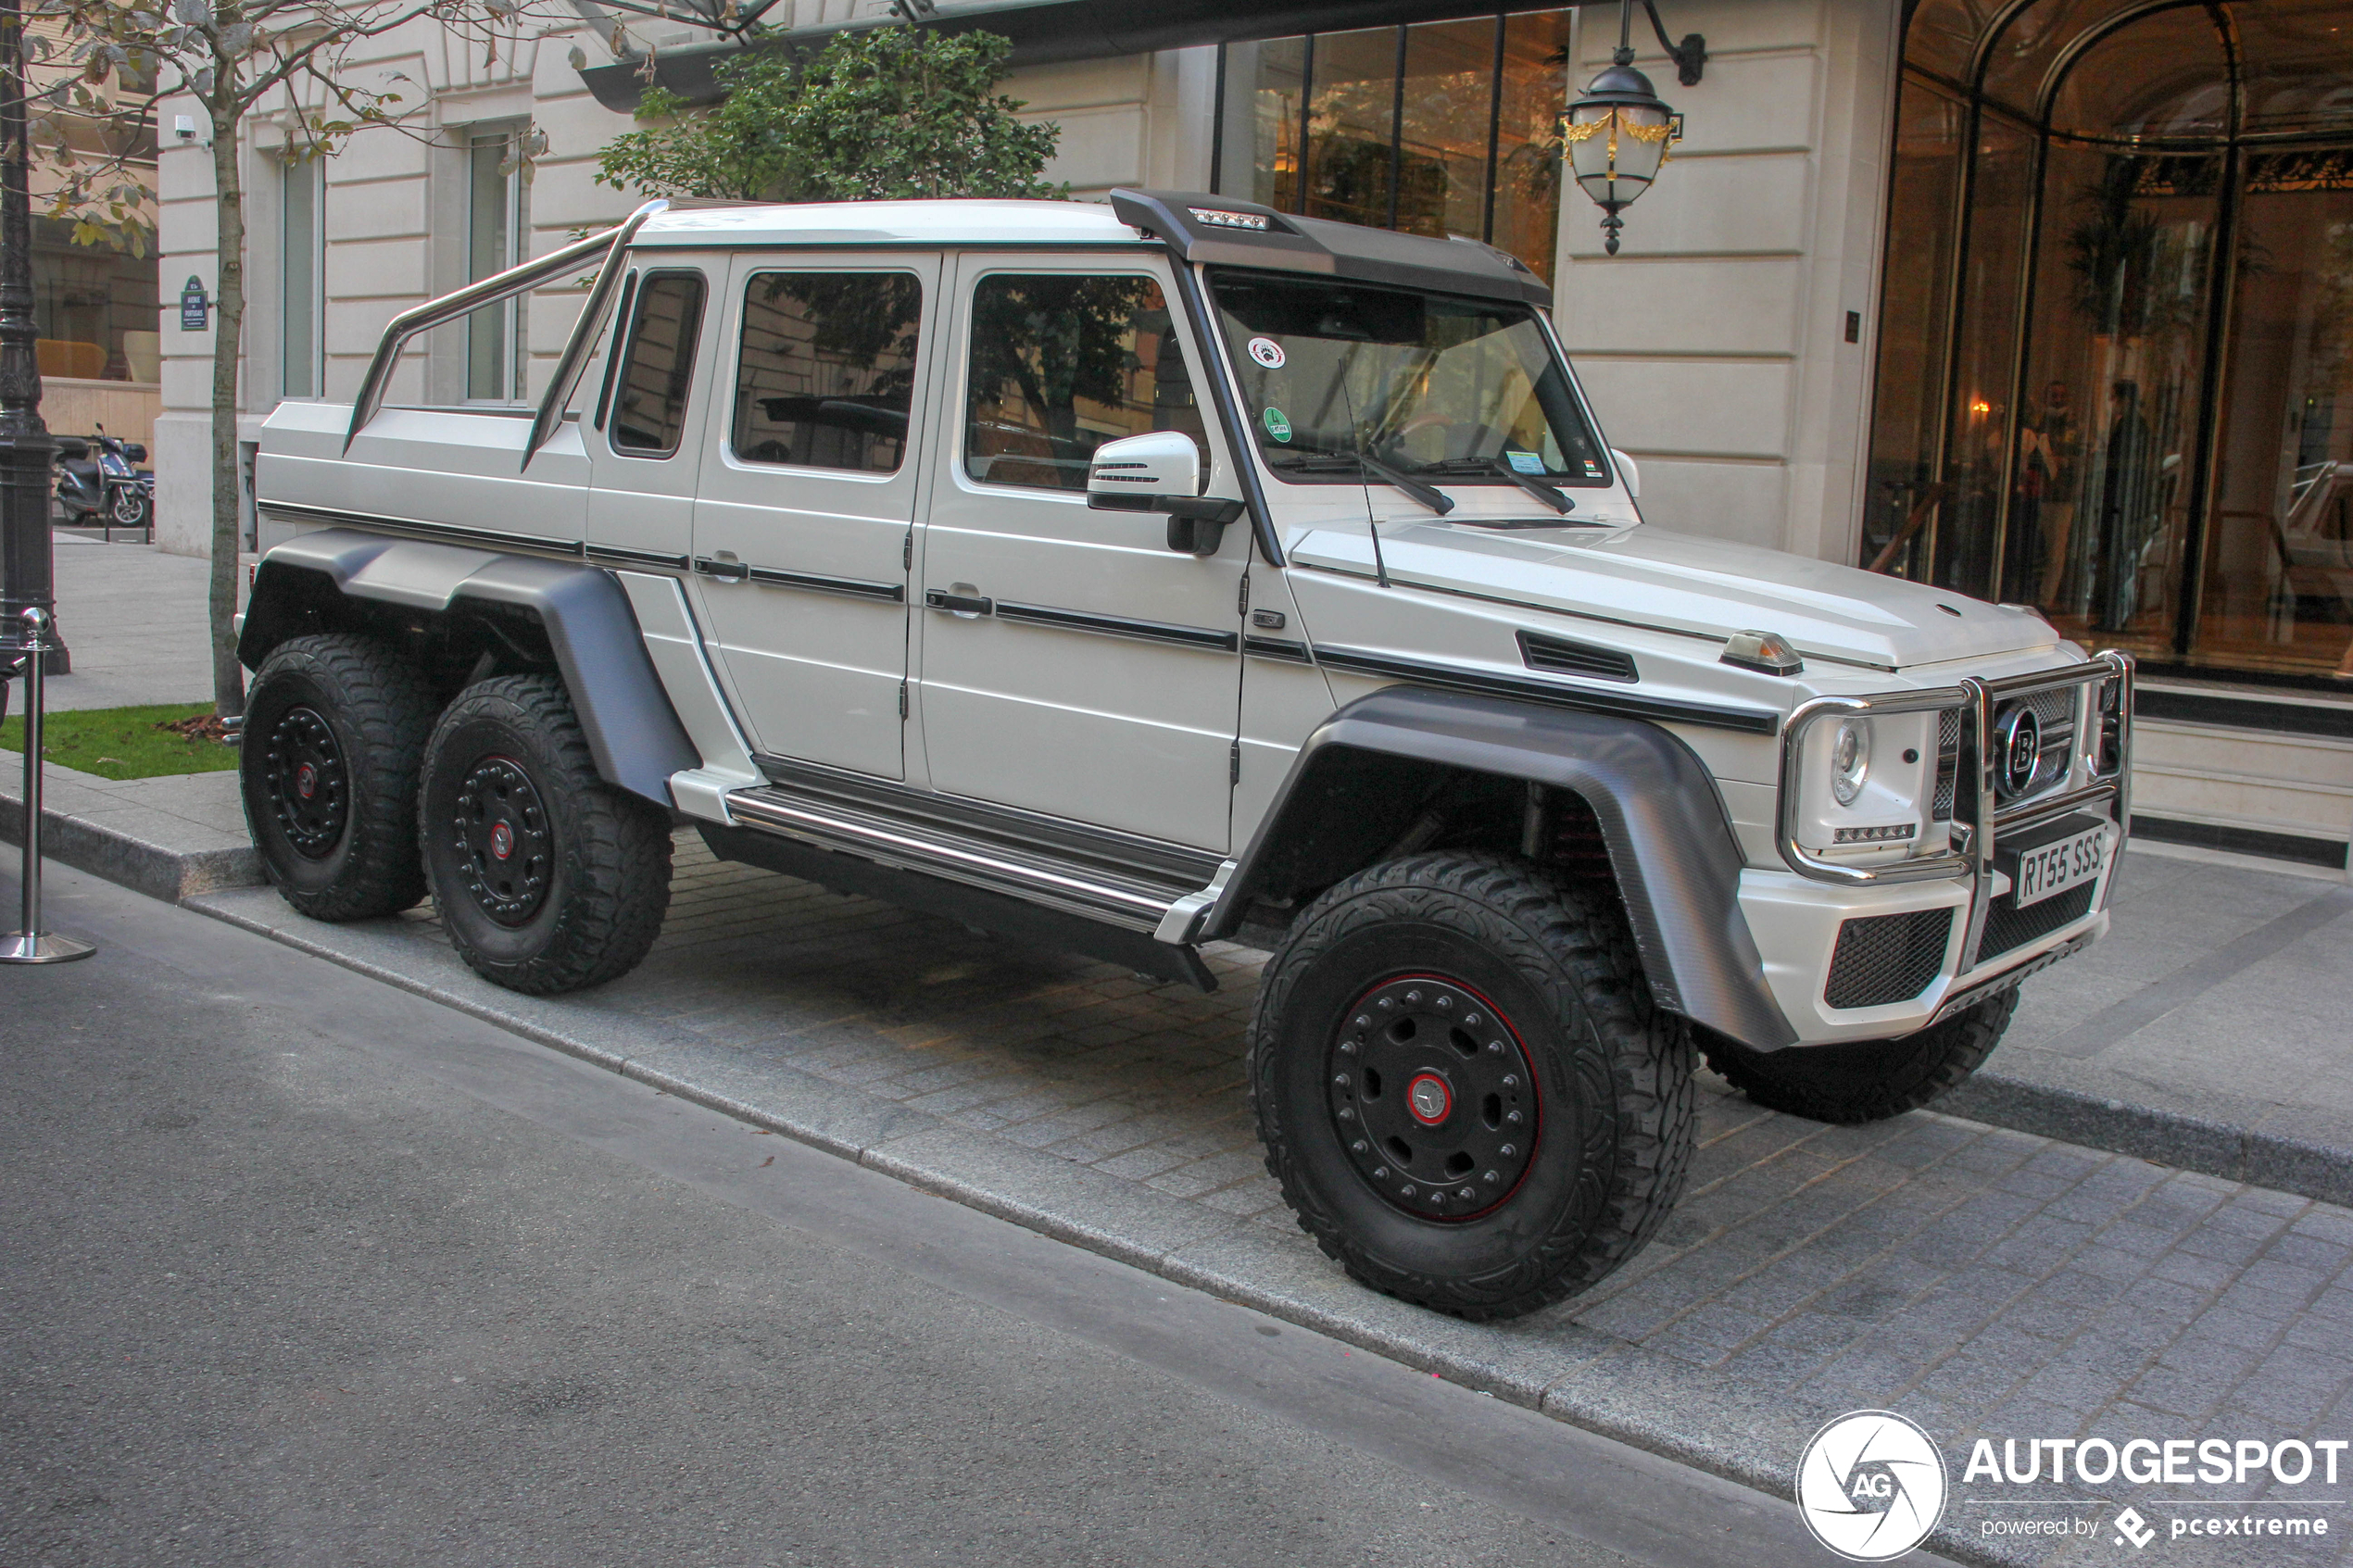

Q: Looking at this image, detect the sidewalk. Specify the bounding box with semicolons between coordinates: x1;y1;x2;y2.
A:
42;533;219;711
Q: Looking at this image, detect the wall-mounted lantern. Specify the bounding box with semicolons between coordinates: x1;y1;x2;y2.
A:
1562;0;1705;256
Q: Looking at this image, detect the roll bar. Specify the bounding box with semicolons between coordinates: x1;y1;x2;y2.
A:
343;198;669;455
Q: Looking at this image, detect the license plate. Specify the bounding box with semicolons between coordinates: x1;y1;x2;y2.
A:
2011;824;2107;908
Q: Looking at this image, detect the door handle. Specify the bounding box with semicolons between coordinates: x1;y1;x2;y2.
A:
693;556;749;583
924;589;994;616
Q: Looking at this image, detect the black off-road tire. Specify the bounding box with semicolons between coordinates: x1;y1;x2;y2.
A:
420;675;671;995
241;633;435;921
1701;990;2019;1124
1252;852;1696;1321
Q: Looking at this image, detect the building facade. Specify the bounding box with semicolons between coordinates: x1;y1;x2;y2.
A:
153;0;2353;871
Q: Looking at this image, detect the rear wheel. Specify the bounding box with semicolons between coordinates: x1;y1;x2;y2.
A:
420;675;672;995
1252;852;1695;1321
1701;991;2019;1124
240;633;434;921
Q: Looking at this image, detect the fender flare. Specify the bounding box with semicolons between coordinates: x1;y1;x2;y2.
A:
237;528;700;808
1210;686;1797;1052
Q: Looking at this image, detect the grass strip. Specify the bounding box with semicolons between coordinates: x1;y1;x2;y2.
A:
0;701;238;781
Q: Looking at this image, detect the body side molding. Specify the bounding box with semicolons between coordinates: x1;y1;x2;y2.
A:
1205;686;1799;1051
236;528;701;808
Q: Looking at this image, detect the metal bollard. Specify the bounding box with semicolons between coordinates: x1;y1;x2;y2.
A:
0;605;94;963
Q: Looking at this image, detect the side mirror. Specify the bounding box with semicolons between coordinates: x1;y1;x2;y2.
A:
1609;447;1641;500
1087;430;1246;557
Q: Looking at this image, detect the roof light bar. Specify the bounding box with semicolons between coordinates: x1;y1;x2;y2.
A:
1189;207;1270;231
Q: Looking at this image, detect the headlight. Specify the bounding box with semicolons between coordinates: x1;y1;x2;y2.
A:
1831;719;1869;806
1786;707;1943;859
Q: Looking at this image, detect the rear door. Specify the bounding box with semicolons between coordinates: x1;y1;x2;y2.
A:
688;254;937;779
913;255;1246;850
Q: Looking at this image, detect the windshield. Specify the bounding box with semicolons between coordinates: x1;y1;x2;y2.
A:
1208;270;1612;490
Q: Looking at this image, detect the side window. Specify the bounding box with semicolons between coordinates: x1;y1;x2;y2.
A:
963;273;1206;491
733;271;924;474
610;272;706;458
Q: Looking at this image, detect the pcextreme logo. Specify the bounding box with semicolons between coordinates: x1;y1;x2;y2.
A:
1797;1411;1949;1562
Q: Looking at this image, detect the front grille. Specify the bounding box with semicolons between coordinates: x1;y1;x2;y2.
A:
1993;688;2079;804
1824;908;1955;1009
1931;708;1960;822
1973;883;2095;967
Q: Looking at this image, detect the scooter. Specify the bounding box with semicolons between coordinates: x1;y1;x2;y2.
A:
55;423;155;537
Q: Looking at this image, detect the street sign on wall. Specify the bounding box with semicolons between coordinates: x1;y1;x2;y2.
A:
179;276;208;332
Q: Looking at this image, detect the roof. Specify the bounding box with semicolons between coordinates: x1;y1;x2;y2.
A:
626;192;1553;308
630;198;1145;252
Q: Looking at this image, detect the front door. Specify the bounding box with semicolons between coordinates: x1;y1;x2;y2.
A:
690;255;938;779
914;257;1248;851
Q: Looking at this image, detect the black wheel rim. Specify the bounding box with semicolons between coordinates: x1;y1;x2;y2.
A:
263;705;348;859
1327;974;1541;1222
450;755;551;926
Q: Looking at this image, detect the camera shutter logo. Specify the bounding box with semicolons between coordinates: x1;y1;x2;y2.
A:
1795;1411;1947;1562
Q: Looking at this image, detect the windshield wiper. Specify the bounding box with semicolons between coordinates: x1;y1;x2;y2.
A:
1412;456;1574;514
1265;444;1453;516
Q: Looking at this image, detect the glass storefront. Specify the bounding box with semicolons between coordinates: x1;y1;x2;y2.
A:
1867;0;2353;685
1211;10;1574;285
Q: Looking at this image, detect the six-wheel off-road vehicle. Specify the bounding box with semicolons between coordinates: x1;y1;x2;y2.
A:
237;191;2134;1319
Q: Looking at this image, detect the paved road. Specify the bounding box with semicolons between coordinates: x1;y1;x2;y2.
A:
0;864;1816;1568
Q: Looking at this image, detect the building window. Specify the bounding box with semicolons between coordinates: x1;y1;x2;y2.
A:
1212;11;1570;285
281;157;322;398
467;130;527;402
1866;0;2353;685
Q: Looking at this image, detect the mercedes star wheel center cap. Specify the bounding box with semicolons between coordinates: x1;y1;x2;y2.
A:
295;763;316;800
1407;1072;1452;1126
489;821;514;860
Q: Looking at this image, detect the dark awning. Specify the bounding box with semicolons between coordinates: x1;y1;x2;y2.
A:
580;0;1567;115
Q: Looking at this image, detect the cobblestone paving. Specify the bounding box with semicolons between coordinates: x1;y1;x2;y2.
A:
380;834;2353;1562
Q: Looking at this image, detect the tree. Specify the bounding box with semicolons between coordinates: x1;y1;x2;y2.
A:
597;25;1061;205
34;0;558;719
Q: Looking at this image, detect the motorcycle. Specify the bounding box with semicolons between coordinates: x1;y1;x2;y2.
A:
55;423;156;536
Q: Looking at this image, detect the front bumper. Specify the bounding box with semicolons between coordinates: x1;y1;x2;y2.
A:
1742;652;2133;1047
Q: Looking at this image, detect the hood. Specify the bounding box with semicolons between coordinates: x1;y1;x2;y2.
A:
1289;520;2062;671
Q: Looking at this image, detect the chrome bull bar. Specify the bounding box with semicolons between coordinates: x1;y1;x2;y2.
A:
1775;649;2136;975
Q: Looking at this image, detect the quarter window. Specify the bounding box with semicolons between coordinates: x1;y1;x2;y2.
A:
733;272;923;474
963;274;1206;491
610;273;706;458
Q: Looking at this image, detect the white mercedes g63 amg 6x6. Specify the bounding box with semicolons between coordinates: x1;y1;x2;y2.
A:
239;191;2133;1319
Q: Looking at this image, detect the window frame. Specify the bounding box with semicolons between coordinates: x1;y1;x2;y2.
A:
606;268;709;461
279;155;324;401
463;125;529;405
724;266;929;481
954;261;1217;499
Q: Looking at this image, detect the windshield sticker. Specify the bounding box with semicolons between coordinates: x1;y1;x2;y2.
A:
1263;407;1293;442
1584;458;1606;478
1504;450;1544;474
1247;336;1286;370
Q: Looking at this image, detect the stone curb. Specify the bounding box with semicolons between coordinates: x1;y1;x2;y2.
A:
0;776;262;902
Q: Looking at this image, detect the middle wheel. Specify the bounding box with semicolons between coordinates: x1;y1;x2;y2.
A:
420;675;673;996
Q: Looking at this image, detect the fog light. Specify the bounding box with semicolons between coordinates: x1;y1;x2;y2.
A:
1832;822;1917;845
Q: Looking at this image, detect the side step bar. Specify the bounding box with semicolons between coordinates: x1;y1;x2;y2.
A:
715;785;1228;990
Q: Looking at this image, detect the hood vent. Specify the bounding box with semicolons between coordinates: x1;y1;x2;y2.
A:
1518;631;1638;684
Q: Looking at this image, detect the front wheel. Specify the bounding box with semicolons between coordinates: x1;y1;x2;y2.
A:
1252;853;1695;1321
108;485;152;531
420;675;672;995
1700;991;2019;1124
